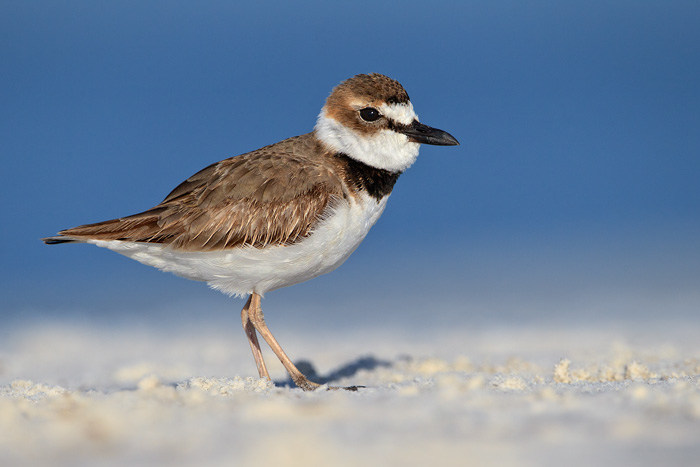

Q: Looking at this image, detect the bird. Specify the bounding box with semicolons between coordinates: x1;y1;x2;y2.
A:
42;73;459;391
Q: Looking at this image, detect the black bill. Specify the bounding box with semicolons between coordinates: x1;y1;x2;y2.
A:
400;120;459;146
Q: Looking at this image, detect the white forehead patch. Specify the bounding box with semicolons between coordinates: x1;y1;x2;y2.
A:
378;102;418;125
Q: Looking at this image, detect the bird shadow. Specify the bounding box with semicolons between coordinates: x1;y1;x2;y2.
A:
98;355;393;393
274;355;392;389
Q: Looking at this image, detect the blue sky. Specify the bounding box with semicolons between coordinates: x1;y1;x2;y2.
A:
2;1;699;329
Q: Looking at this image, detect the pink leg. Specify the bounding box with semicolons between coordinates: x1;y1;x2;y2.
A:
241;294;271;380
246;292;321;391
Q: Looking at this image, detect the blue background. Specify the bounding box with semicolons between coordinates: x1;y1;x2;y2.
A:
2;1;699;332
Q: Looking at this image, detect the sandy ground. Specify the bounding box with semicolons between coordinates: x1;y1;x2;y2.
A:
1;316;699;467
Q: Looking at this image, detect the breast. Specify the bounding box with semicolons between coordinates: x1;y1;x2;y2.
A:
91;192;390;297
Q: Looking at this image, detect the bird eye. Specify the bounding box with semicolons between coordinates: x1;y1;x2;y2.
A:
359;107;381;122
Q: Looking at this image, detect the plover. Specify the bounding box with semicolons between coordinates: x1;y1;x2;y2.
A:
43;73;459;391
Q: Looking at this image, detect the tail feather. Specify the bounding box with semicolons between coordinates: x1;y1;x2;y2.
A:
41;209;165;246
42;235;82;245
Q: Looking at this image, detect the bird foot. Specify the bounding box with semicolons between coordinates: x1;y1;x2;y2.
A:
328;385;365;392
292;375;364;392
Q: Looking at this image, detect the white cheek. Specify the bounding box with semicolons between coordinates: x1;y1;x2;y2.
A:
315;111;420;173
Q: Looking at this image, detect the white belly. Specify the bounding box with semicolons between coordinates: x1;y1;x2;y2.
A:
90;192;389;297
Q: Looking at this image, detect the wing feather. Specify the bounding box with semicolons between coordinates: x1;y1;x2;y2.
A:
50;134;345;251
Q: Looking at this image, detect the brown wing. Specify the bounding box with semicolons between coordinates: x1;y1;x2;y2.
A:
49;134;345;251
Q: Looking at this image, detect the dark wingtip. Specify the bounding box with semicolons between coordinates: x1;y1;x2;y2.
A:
42;236;76;245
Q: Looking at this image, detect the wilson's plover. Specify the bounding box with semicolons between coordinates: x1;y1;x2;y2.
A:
43;73;459;391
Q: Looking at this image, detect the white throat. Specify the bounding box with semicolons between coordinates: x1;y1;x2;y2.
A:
314;107;420;173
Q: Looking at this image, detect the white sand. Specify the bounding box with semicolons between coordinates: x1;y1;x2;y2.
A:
1;319;699;467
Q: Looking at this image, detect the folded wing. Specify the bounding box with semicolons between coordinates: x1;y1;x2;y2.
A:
43;135;344;251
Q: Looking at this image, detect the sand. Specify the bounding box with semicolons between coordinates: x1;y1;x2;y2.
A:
1;317;699;467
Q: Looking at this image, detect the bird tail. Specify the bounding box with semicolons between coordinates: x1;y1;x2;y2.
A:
41;235;83;245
